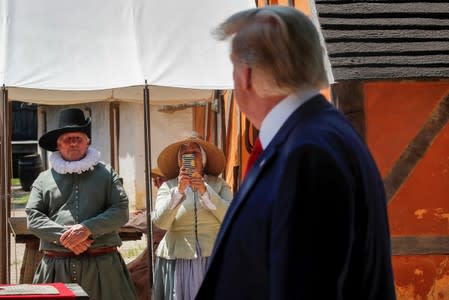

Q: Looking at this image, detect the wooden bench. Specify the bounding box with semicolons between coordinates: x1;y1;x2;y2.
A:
8;217;143;284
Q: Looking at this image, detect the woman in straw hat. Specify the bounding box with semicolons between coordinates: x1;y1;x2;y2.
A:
151;132;232;300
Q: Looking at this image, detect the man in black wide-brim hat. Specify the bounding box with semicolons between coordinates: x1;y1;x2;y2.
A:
25;108;137;300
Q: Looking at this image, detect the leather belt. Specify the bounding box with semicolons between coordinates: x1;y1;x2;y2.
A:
43;246;118;258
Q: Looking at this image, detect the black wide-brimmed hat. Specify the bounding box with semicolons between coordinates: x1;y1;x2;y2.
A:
39;108;91;152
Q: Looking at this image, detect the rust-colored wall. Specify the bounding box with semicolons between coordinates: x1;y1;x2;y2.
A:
393;255;449;299
365;81;449;235
365;81;449;299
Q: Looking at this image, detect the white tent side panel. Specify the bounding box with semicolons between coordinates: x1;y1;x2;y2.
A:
2;0;255;104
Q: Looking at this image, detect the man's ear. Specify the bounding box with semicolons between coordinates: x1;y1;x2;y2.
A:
243;65;252;90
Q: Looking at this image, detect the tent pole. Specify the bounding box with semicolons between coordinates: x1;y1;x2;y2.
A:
143;81;154;296
0;85;10;283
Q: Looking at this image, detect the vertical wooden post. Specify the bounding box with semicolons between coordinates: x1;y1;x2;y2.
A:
331;81;366;141
0;86;6;283
192;104;206;138
0;85;11;283
109;102;120;172
217;91;227;178
211;90;219;146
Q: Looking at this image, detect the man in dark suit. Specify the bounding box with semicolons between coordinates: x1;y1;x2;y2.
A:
196;6;396;300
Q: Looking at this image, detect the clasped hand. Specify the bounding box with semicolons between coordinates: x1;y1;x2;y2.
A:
178;167;206;195
60;224;93;255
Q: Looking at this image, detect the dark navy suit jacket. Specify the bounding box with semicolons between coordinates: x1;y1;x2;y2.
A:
196;95;396;300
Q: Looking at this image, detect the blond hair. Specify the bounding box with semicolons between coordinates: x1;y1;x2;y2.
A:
214;6;328;97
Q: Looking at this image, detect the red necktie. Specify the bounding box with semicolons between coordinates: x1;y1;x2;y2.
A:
244;137;263;178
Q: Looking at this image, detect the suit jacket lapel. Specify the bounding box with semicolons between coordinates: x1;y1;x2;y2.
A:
211;94;330;255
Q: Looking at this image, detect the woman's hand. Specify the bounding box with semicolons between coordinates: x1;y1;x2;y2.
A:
178;167;191;194
191;172;206;195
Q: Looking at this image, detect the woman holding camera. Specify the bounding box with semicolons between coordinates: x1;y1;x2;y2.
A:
151;133;232;300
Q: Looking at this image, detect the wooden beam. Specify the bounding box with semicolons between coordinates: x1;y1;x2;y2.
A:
331;81;366;140
327;42;449;57
392;236;449;256
384;92;449;201
332;67;449;81
192;105;206;138
218;92;227;178
320;17;449;28
321;29;449;42
0;86;7;283
0;87;11;283
109;102;120;172
330;55;449;66
316;2;449;15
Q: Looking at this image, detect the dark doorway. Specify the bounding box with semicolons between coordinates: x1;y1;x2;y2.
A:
12;101;38;178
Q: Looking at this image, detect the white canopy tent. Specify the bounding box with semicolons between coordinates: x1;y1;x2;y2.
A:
0;0;255;284
1;0;254;103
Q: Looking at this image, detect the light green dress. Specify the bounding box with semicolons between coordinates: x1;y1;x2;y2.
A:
26;162;137;300
152;175;232;300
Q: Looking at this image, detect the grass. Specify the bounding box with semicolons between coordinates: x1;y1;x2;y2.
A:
12;193;29;205
120;242;147;260
11;178;30;205
11;178;20;186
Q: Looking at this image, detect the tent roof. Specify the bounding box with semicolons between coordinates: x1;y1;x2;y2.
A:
7;86;213;105
1;0;255;104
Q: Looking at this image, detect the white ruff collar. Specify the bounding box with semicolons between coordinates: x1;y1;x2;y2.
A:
50;147;101;174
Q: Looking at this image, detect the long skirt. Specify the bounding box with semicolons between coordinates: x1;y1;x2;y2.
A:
153;255;209;300
33;252;137;300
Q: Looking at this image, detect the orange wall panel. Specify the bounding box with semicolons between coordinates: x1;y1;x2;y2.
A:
388;121;449;235
365;81;449;177
365;81;449;235
365;81;449;299
393;255;449;299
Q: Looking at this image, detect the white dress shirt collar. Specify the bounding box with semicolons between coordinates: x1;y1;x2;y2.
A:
259;89;320;149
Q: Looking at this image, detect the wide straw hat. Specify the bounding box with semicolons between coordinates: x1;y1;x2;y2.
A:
157;133;226;179
150;167;165;178
39;108;91;152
